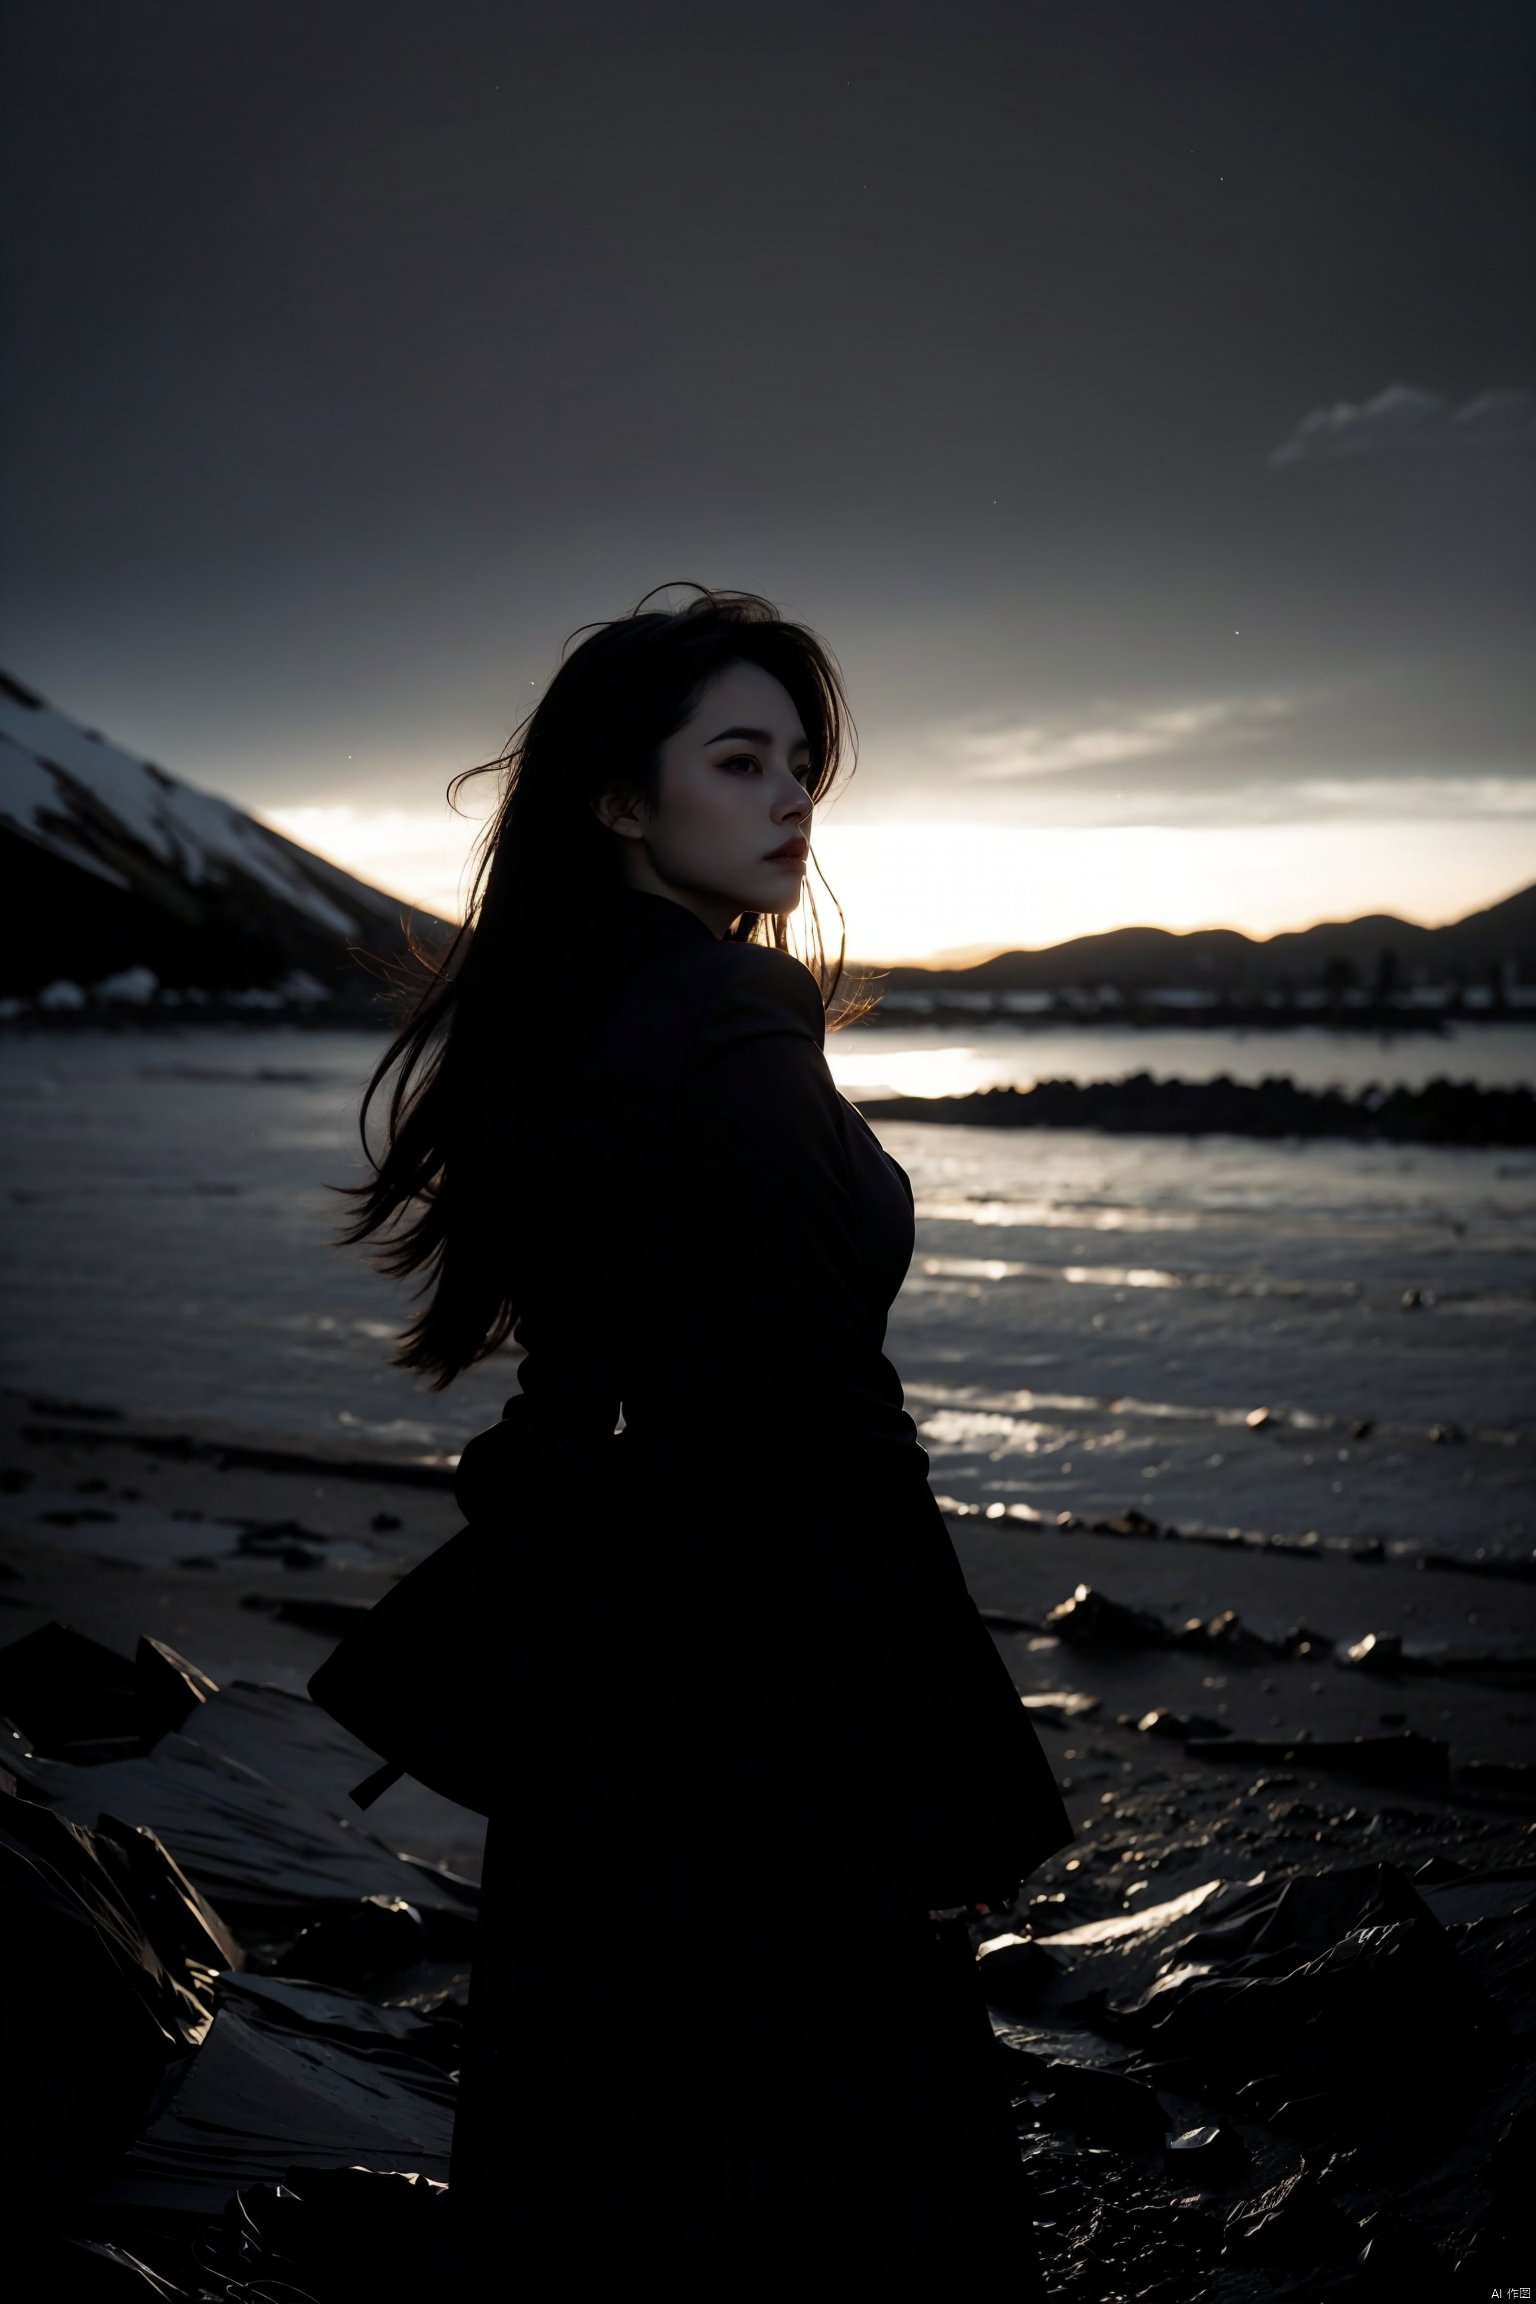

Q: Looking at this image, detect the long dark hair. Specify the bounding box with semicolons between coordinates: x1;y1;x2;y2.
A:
329;580;882;1391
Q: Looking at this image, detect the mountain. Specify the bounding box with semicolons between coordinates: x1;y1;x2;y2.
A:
858;884;1536;1001
0;671;455;1010
4;665;1528;1021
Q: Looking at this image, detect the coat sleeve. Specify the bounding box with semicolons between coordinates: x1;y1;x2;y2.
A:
637;946;917;1428
608;946;950;1888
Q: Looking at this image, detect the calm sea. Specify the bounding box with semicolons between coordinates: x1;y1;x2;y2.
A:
2;1021;1531;1571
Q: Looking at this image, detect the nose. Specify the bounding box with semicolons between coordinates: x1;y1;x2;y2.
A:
774;773;811;828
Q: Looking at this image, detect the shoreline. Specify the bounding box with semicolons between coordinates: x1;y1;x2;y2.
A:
4;1388;1533;2292
6;1384;1532;1893
17;1393;1531;1585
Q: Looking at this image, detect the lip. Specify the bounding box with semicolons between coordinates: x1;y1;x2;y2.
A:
764;837;809;862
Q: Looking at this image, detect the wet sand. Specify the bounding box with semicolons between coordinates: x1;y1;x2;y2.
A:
4;1384;1533;2294
6;1384;1530;1868
0;1390;490;1887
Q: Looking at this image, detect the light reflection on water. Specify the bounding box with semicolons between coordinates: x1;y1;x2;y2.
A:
825;1019;1536;1102
0;1023;1531;1571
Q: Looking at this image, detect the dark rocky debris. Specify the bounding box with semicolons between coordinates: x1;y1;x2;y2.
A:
2;1612;1532;2297
855;1071;1536;1147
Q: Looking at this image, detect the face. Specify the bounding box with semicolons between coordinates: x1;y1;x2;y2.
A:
596;659;814;936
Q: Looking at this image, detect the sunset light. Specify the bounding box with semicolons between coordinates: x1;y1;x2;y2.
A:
259;802;1526;966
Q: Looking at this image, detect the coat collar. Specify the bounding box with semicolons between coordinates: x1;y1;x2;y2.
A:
614;887;723;943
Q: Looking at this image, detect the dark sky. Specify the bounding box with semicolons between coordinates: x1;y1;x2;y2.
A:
2;0;1532;955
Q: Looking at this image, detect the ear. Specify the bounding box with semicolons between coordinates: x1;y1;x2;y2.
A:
592;790;647;841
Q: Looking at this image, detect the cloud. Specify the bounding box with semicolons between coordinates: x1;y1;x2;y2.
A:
900;769;1534;834
1267;381;1536;468
893;645;1529;834
946;692;1300;783
909;653;1534;830
1291;774;1536;820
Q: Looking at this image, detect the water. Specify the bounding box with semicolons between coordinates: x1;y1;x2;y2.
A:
828;1018;1536;1102
1;1023;1531;1569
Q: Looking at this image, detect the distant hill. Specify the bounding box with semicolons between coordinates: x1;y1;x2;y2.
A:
855;884;1536;1010
0;670;454;1011
3;665;1529;1026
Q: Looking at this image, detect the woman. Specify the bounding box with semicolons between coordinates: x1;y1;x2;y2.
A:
327;583;1073;2284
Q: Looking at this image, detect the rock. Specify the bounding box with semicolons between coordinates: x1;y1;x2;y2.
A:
1043;1584;1167;1647
134;1635;219;1740
1164;2120;1250;2182
1042;2061;1168;2152
1169;1607;1283;1660
1112;1865;1505;2113
1338;1631;1403;1671
1222;2166;1361;2264
9;1724;477;1948
0;1621;141;1760
1018;1689;1101;1727
0;1622;221;1760
92;1978;456;2219
0;1786;237;2235
973;1931;1065;2016
281;1895;428;1988
200;2166;449;2300
1132;1708;1230;1740
1095;1506;1162;1537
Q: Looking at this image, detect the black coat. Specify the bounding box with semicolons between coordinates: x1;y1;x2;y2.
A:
450;885;1073;1918
445;886;1069;2282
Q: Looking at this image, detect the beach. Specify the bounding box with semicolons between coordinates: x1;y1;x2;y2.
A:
4;1383;1533;2293
2;1021;1533;2293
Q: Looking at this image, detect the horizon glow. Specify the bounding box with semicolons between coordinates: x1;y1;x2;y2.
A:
257;802;1534;965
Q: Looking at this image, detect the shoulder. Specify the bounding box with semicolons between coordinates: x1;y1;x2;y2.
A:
579;934;826;1116
695;938;827;1054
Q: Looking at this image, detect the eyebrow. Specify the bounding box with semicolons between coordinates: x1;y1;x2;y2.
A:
704;724;812;753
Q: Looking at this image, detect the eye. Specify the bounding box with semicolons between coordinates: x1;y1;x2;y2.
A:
720;752;816;789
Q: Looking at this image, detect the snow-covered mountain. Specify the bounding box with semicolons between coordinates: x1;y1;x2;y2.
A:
0;670;454;1011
